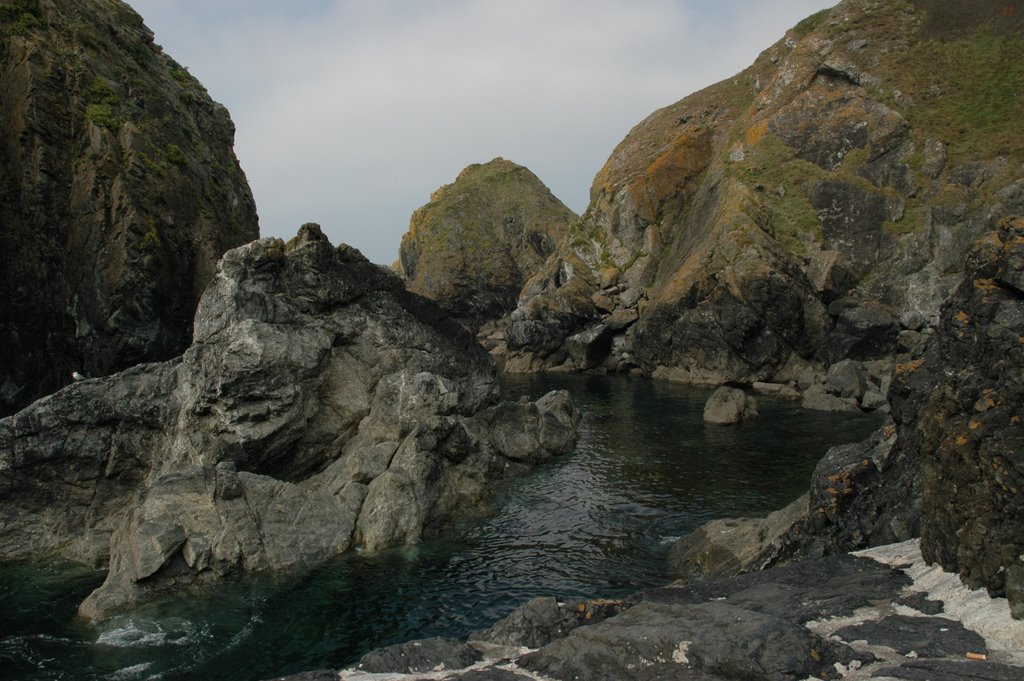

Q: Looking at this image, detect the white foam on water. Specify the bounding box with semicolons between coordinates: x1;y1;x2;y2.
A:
108;661;156;680
96;618;200;649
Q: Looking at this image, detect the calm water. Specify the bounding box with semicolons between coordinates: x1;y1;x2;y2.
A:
0;374;881;680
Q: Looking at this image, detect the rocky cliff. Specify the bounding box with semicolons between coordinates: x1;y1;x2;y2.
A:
399;158;576;331
0;0;259;417
0;225;579;619
503;0;1024;406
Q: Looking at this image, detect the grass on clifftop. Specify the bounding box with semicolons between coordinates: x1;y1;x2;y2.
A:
885;33;1024;162
792;8;832;38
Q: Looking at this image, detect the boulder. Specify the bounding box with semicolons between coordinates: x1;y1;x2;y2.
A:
702;387;759;425
827;359;868;399
565;324;614;370
471;597;628;650
801;384;861;412
0;225;580;619
669;493;808;581
518;600;863;681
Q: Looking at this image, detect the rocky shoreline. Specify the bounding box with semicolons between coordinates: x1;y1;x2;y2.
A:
272;540;1024;681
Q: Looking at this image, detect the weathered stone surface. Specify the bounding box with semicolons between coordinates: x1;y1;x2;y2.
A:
0;0;258;417
646;553;911;625
399;158;576;330
669;494;807;581
355;637;481;674
441;669;535;681
518;600;863;681
702;386;759;425
0;225;580;619
801;384;861;413
834;615;986;658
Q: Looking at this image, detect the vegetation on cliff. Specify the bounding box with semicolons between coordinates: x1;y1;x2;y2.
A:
399;158;576;329
0;0;259;416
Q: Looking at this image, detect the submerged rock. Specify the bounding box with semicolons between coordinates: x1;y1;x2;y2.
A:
702;386;759;425
1;225;580;619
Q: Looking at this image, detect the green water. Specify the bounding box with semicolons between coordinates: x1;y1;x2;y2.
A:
0;374;882;680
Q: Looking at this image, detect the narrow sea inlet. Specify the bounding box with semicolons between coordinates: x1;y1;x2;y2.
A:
0;375;881;680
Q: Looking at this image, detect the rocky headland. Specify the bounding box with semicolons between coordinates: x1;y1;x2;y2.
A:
494;0;1023;418
0;225;579;619
0;0;259;417
399;158;576;333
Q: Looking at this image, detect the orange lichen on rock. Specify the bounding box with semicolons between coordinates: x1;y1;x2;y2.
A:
745;119;770;146
896;358;926;376
974;278;999;293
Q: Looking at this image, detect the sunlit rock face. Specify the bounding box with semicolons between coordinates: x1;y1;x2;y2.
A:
0;0;259;417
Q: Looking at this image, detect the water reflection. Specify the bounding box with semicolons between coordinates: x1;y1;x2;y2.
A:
0;374;882;680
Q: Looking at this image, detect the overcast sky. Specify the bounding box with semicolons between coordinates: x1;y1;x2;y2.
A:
127;0;835;265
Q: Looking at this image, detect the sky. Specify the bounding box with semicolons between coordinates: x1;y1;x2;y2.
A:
126;0;835;265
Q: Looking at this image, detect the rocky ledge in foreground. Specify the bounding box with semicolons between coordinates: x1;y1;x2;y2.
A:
0;225;579;619
280;540;1023;681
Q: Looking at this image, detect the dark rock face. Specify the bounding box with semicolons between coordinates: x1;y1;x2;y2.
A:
337;553;951;681
0;0;259;417
470;596;628;650
399;158;576;331
0;225;579;619
918;218;1024;616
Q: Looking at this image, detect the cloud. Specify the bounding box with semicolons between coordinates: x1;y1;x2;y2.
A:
128;0;835;264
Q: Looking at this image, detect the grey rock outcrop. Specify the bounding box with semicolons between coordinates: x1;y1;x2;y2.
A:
0;0;259;417
1;225;579;619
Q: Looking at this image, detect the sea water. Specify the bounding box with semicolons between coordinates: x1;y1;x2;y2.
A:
0;374;881;680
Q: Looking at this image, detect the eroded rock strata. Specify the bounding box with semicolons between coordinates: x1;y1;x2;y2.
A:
0;0;259;417
0;225;579;619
